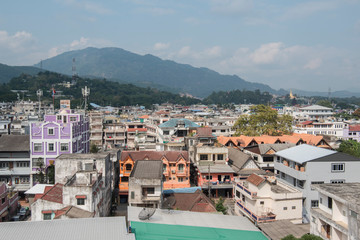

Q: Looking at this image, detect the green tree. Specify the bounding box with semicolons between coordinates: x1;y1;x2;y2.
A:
337;140;360;158
47;164;55;184
233;105;293;136
281;234;322;240
316;100;332;108
90;144;99;153
215;197;227;215
353;108;360;119
35;158;46;184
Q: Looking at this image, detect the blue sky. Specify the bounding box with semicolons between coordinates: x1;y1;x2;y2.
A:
1;0;360;92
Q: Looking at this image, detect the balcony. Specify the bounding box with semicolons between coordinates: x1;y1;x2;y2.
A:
311;208;348;234
236;183;257;199
236;201;276;223
202;180;234;189
141;195;161;201
176;170;187;177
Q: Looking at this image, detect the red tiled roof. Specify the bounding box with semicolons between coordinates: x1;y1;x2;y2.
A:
121;151;189;162
195;127;215;138
40;183;63;204
349;125;360;132
300;121;313;125
247;174;265;186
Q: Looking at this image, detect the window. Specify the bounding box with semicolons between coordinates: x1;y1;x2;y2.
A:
217;154;224;160
131;191;135;199
48;143;55;152
331;163;345;172
320;198;323;204
32;158;44;167
20;177;29;183
121;177;129;182
125;164;132;171
163;164;167;172
254;156;258;161
292;206;296;210
298;180;304;189
200;154;208;160
142;187;155;196
163;130;170;135
328;197;333;209
57;115;61;120
43;213;52;220
221;129;226;133
236;190;240;198
16;162;29;168
60;143;69;151
260;201;264;205
70;117;77;122
205;175;213;180
178;177;183;182
350;210;358;218
48;128;54;135
77;198;85;205
178;164;184;172
311;181;324;185
2;198;5;204
283;207;288;210
331;180;345;184
34;143;42;152
311;200;319;208
0;162;8;168
263;157;273;162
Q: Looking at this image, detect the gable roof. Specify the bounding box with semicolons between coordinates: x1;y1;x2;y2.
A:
228;148;252;169
275;144;335;164
0;135;30;152
40;183;64;204
54;206;94;219
247;174;266;187
121;151;189;162
299;104;332;110
195;127;216;138
130;160;163;179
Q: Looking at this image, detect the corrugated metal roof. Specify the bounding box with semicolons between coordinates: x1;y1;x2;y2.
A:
1;217;135;240
275;144;335;164
0;135;29;152
158;118;200;128
25;184;54;195
197;164;235;173
130;160;162;179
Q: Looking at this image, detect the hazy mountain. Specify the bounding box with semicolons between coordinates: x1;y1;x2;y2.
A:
34;47;276;98
0;63;41;84
291;89;360;98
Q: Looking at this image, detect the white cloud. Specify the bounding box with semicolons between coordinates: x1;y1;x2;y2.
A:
249;42;282;64
153;42;170;50
304;58;322;70
203;46;222;57
211;0;253;14
0;30;34;52
58;0;113;15
178;46;191;57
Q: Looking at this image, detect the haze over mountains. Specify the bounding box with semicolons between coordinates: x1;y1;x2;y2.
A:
0;47;359;98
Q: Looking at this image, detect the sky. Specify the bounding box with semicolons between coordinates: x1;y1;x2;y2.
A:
1;0;360;92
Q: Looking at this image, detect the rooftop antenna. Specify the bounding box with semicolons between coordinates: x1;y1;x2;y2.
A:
72;58;78;84
36;89;43;118
82;86;90;111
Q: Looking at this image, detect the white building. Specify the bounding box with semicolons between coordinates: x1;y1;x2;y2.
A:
128;160;163;208
234;174;303;224
311;183;360;240
275;144;360;223
298;105;333;121
293;121;347;138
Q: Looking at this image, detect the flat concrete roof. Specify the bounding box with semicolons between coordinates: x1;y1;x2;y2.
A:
1;217;135;240
258;220;310;240
313;183;360;208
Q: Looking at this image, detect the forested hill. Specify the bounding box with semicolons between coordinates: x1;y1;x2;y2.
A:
34;47;276;98
203;89;273;105
0;63;41;83
0;72;201;108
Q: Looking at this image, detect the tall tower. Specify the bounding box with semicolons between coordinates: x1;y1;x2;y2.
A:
82;86;90;111
36;89;43;118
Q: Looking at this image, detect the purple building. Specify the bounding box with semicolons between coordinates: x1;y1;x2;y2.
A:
30;110;90;185
343;124;360;142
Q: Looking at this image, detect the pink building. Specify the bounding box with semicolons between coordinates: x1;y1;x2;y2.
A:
0;182;18;222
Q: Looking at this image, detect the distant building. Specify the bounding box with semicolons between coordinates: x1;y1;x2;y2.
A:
88;111;104;147
30;110;89;185
311;183;360;240
128;160;163;208
0;182;18;222
343;124;360;142
299;105;334;121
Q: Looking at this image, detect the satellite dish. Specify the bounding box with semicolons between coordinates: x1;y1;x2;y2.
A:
138;208;156;220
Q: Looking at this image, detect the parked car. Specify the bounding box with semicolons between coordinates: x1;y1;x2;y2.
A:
19;207;30;216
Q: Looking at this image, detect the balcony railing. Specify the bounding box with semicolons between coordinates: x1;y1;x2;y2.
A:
237;183;257;198
236;201;276;223
176;170;187;177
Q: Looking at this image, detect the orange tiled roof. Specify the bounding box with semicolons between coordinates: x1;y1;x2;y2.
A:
247;174;265;186
40;183;63;204
139;115;149;119
350;125;360;132
121;151;189;162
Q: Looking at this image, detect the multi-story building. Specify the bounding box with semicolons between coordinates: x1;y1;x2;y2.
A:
234;174;302;224
119;151;190;203
103;123;126;148
31;153;112;221
293;121;347;138
343;124;360;142
88;111;103;147
275;144;360;223
0;120;10;136
30;110;90;185
0;182;18;222
128;160;163;208
311;183;360;240
0;135;31;192
298;105;334;121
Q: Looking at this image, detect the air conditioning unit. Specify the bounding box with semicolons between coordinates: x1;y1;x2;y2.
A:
171;170;176;174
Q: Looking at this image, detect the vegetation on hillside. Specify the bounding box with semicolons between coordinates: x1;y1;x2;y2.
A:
233;105;293;136
337;140;360;158
203;89;272;105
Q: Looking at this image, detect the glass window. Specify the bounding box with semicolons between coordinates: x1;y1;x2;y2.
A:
60;143;69;152
34;143;42;152
48;128;54;135
163;164;167;172
121;176;129;182
328;197;333;209
32;158;44;167
178;164;184;172
77;198;85;205
331;163;345;172
178;177;183;182
217;154;224;160
330;180;345;184
200;154;208;160
48;143;55;152
43;213;52;220
283;207;287;210
125;164;132;171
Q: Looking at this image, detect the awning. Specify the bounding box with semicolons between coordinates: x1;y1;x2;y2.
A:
75;195;87;199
